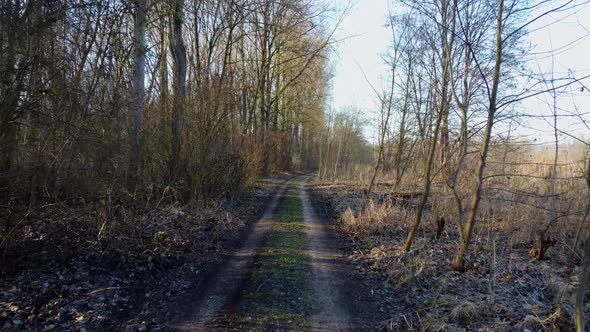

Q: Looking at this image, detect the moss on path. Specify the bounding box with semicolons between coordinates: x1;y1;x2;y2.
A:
213;179;314;331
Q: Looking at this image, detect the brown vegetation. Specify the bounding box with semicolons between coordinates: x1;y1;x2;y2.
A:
2;0;590;331
0;0;334;329
312;176;589;330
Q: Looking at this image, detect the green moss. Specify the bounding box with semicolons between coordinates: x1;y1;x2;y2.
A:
223;180;313;330
228;309;310;330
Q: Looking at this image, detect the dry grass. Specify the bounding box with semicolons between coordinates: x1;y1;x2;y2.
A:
312;173;589;331
320;144;590;330
450;301;478;325
518;315;545;331
339;200;415;241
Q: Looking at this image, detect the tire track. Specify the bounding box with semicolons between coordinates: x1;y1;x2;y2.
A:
300;179;352;331
174;176;354;331
173;179;292;331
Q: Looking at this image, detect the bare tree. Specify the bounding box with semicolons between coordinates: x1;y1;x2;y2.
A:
403;0;455;252
170;0;187;180
131;0;147;179
451;0;588;270
452;0;505;270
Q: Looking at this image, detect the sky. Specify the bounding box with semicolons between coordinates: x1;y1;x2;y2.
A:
329;0;390;140
521;0;590;145
327;0;590;146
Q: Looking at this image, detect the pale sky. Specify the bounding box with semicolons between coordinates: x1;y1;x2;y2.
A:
331;0;390;108
330;0;390;139
328;0;590;145
522;0;590;145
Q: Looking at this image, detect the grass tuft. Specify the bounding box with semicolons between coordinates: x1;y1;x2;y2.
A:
450;301;478;325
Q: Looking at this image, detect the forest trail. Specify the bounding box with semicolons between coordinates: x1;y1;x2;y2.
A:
173;176;353;331
300;181;351;331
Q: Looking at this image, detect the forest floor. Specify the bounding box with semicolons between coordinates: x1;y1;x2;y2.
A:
2;176;589;331
173;176;395;331
1;175;398;332
0;175;289;331
310;181;590;331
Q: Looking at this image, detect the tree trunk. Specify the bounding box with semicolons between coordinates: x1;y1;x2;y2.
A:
402;96;444;252
170;0;187;181
439;0;451;167
0;1;19;177
576;228;590;332
402;0;453;252
131;0;146;180
394;57;412;188
449;0;468;242
159;8;169;148
452;0;504;271
366;65;395;202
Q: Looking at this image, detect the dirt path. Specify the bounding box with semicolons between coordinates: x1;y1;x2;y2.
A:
300;180;351;331
173;177;359;331
173;179;291;331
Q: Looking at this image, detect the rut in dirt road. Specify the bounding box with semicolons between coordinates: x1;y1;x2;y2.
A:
173;179;291;331
173;177;353;331
300;182;352;331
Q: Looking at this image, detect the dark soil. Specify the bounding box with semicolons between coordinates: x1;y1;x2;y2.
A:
174;177;398;331
0;177;289;332
309;181;590;331
308;185;406;331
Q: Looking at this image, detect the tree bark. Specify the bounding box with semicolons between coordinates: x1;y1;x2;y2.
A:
575;228;590;332
131;0;146;180
170;0;187;180
452;0;504;271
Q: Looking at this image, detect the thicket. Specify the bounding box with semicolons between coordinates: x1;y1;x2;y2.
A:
314;1;590;329
0;0;336;239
